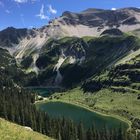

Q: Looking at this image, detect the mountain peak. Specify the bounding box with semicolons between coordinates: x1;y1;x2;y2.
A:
81;8;105;14
120;7;140;11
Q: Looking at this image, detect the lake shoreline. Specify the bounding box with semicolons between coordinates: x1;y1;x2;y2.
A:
36;98;131;131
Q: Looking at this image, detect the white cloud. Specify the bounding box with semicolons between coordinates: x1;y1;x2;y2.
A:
0;1;4;7
111;8;117;11
14;0;37;3
5;10;10;14
36;4;49;20
14;0;27;3
31;0;37;4
48;5;57;14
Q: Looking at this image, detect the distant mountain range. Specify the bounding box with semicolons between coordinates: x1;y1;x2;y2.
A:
1;7;140;47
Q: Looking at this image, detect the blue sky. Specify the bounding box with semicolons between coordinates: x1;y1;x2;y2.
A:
0;0;140;30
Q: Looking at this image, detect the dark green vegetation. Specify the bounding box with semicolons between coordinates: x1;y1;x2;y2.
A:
21;55;33;69
36;101;128;130
82;52;140;93
81;50;140;131
22;34;140;88
0;48;36;86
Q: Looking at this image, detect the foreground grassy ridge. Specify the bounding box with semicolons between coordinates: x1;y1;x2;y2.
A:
49;88;140;125
0;118;53;140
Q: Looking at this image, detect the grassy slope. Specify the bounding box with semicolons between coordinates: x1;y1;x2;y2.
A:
49;88;139;124
0;118;53;140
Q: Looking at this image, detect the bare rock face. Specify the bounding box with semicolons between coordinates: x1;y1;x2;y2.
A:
37;7;140;39
61;7;140;27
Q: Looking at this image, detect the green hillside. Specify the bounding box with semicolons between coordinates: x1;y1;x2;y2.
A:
83;52;140;93
0;118;52;140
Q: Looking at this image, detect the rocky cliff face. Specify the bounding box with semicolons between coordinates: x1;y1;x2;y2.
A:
61;8;140;27
48;7;140;37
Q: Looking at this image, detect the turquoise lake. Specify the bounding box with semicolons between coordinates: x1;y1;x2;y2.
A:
37;101;129;130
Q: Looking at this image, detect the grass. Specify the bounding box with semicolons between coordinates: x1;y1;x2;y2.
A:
116;48;140;66
0;118;53;140
48;88;140;129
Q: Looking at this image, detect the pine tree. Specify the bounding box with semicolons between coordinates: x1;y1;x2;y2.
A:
78;122;85;140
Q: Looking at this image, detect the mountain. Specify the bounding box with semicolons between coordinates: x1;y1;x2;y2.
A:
0;27;28;48
0;7;140;87
1;7;140;50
